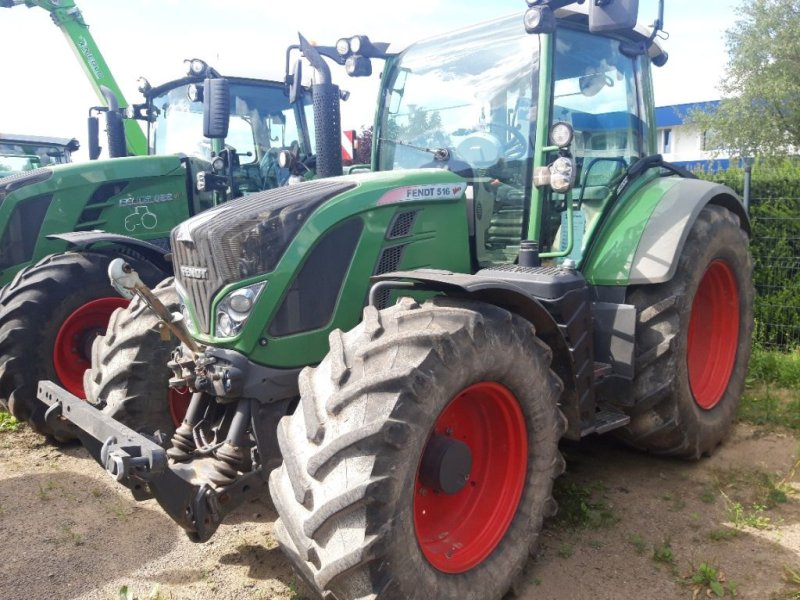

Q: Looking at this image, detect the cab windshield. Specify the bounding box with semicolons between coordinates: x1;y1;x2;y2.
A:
378;16;539;175
377;14;540;265
0;142;72;177
149;81;312;190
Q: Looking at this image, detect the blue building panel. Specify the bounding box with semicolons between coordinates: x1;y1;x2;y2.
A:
655;100;720;127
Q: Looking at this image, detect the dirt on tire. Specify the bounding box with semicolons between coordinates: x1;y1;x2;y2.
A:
1;420;799;600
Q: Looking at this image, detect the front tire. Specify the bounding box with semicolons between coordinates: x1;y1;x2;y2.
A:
0;251;166;436
270;297;565;600
617;205;754;459
84;278;187;438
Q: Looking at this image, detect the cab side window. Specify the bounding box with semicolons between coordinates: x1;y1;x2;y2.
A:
547;27;644;259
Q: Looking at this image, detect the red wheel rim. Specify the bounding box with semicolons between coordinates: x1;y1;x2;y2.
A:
168;386;191;427
53;297;129;398
687;260;740;409
413;382;528;573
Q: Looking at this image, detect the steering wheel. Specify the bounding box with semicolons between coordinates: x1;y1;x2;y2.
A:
493;123;530;160
457;125;530;168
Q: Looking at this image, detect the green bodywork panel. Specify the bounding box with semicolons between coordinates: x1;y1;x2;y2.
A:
581;175;680;285
0;155;206;285
190;169;471;368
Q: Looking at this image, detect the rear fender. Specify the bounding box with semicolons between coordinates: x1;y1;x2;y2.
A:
583;178;749;285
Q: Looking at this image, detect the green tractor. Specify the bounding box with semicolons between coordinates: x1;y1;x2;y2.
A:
0;134;80;177
1;63;319;435
38;2;753;599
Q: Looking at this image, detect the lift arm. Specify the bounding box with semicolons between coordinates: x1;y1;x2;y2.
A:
2;0;148;156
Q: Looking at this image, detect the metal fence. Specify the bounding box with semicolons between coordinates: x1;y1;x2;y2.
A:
750;210;800;351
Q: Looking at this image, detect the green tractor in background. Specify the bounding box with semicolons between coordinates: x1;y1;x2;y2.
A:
38;2;754;599
0;134;80;176
1;63;319;435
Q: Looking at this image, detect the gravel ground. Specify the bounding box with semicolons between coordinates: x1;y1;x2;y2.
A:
0;422;798;600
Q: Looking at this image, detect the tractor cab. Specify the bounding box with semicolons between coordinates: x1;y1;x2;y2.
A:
141;73;315;196
0;134;79;177
373;6;666;268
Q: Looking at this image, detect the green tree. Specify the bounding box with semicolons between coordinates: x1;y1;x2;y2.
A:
689;0;800;158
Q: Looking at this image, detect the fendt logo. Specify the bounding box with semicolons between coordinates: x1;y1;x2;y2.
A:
180;266;208;280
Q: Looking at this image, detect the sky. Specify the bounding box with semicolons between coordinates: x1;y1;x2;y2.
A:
0;0;739;162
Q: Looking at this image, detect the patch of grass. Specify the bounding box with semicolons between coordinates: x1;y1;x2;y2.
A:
37;480;58;501
58;524;84;546
725;494;771;530
652;539;675;565
0;410;20;433
783;564;800;587
557;543;574;559
118;585;168;600
748;347;800;388
712;467;793;509
701;488;717;504
288;579;310;600
588;539;603;549
709;527;739;542
551;480;619;530
628;533;647;555
739;347;800;430
686;562;738;597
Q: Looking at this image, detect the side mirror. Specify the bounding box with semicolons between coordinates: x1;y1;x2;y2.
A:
589;0;639;33
203;78;230;139
87;116;101;160
66;138;80;153
288;60;303;104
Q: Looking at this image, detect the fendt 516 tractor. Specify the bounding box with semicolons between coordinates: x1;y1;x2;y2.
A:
1;64;318;435
39;2;754;599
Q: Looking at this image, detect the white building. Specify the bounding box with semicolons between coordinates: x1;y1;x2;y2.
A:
655;101;730;170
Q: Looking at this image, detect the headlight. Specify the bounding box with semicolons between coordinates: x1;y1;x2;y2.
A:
336;38;351;56
550;122;574;148
550;156;576;193
175;280;198;335
215;281;267;338
187;58;208;76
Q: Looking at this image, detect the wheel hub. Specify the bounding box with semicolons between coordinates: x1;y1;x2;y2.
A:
418;434;472;495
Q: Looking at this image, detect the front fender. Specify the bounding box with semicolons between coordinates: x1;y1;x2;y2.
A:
582;177;749;285
48;231;173;275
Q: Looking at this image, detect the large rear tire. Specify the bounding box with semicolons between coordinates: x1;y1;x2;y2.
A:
617;204;754;459
0;251;166;436
83;278;187;438
270;297;565;600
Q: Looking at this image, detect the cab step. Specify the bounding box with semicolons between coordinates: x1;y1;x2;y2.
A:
581;405;631;436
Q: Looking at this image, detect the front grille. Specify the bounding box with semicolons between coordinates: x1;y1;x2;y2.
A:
172;178;356;333
387;210;419;239
373;243;407;308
